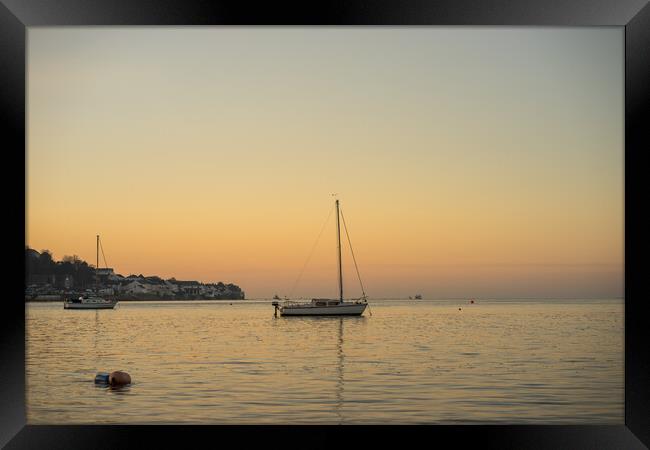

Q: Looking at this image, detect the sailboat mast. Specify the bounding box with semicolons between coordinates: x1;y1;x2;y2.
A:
96;235;99;289
336;200;343;302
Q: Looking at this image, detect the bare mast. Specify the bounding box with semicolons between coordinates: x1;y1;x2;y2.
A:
336;199;343;302
96;235;99;291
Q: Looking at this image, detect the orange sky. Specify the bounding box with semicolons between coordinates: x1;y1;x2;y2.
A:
26;28;623;298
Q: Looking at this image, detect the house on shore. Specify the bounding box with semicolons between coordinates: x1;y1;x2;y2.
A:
24;245;245;300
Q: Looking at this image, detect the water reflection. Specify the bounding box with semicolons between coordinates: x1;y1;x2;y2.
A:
93;310;99;358
26;300;624;424
91;309;132;396
336;317;344;423
107;384;131;394
92;378;133;396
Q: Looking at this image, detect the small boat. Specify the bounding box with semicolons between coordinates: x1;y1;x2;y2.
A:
273;198;368;317
414;294;422;300
64;294;118;310
64;235;118;310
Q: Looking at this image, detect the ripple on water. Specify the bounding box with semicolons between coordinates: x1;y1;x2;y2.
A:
26;300;624;424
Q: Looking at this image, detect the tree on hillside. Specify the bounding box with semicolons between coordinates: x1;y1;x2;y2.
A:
37;250;55;274
62;255;81;264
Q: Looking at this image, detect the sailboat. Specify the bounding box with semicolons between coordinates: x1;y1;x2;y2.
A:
272;199;368;317
64;235;118;310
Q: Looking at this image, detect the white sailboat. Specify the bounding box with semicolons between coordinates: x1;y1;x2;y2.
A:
64;295;117;310
273;199;368;317
64;235;118;310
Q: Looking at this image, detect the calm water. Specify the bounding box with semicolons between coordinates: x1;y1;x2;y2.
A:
26;299;623;424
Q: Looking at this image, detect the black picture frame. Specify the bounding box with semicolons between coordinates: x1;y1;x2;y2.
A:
2;1;648;448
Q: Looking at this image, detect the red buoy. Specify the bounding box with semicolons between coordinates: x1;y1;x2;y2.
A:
108;371;131;386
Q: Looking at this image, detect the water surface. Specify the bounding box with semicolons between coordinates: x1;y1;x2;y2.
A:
26;299;623;424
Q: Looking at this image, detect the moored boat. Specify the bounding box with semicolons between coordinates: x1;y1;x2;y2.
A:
64;295;118;309
274;298;367;316
273;198;368;317
63;235;118;310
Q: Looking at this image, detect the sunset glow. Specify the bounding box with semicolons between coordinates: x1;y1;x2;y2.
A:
27;27;623;298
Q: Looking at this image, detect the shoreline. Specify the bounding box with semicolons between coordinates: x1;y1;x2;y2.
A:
25;297;246;302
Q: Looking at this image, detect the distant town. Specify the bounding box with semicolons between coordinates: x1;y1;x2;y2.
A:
25;247;245;301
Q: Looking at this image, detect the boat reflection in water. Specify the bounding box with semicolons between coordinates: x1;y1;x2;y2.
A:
336;317;344;423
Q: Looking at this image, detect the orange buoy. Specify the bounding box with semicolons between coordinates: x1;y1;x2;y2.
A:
108;371;131;386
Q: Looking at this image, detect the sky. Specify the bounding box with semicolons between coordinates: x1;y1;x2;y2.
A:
26;27;624;299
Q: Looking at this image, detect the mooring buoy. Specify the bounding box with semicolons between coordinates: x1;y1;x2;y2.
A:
95;371;131;386
94;372;110;384
109;371;131;386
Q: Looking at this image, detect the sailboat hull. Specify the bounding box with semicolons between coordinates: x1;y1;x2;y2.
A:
280;302;367;316
64;299;118;309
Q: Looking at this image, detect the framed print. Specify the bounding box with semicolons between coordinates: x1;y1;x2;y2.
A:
1;0;648;448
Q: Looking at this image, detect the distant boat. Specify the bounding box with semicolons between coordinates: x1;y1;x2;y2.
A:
64;294;117;309
64;235;118;310
273;198;368;317
414;294;422;300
